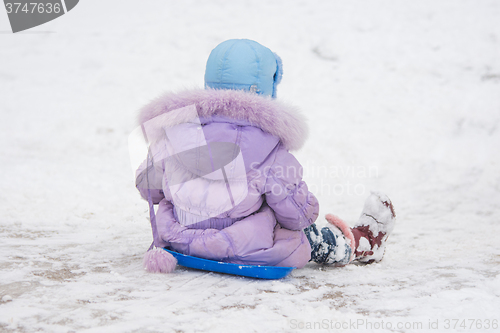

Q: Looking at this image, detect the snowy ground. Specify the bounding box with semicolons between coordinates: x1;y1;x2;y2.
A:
1;1;500;332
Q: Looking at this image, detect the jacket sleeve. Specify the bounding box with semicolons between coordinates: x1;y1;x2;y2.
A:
135;144;166;204
264;147;319;231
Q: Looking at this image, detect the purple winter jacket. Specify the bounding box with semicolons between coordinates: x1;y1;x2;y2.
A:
136;89;319;268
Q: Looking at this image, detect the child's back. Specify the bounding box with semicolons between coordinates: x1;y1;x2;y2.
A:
136;40;319;269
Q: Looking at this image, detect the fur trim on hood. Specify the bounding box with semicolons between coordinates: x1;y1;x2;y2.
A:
137;89;309;151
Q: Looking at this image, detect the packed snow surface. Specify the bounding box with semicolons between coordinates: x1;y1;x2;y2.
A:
1;1;499;332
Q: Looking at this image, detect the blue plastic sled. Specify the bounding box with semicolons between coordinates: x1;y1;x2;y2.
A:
163;248;295;280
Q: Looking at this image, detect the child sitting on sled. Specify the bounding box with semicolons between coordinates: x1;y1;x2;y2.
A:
135;39;396;273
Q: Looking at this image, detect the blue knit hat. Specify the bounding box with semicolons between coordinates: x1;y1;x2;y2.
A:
204;39;283;98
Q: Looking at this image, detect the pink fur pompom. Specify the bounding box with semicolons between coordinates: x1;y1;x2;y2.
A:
143;248;177;273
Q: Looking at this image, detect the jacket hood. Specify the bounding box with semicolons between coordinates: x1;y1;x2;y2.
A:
137;88;308;151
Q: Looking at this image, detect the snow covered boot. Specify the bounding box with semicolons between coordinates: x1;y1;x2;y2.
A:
304;215;355;266
352;192;396;264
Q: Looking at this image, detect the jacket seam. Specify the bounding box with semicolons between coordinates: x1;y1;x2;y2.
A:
262;143;281;194
229;125;242;179
220;230;237;258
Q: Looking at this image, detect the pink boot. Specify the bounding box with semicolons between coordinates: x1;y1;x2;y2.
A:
351;192;396;263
